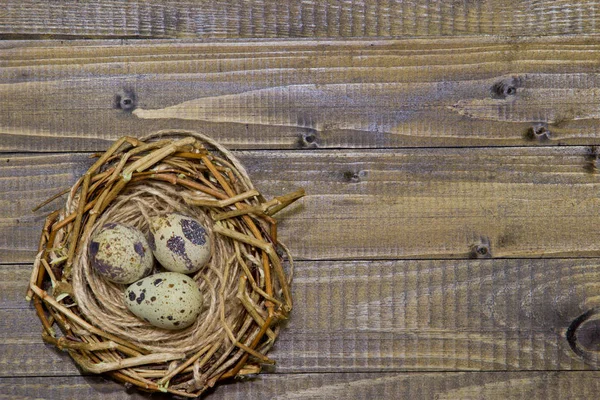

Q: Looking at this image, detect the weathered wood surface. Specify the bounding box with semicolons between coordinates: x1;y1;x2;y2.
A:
4;148;600;263
3;2;600;396
2;1;600;39
5;37;600;151
2;372;600;400
3;257;600;376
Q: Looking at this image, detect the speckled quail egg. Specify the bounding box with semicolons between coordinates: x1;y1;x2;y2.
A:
148;213;211;274
88;223;153;284
124;272;203;330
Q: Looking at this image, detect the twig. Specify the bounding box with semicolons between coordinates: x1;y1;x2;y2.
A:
71;351;185;374
31;187;71;212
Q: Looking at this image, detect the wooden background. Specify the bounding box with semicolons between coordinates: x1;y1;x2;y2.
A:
2;1;600;398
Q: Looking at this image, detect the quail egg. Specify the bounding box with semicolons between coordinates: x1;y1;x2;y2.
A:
88;223;153;284
148;213;211;274
124;272;203;330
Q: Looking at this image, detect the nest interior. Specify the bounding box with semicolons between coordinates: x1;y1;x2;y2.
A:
27;130;304;397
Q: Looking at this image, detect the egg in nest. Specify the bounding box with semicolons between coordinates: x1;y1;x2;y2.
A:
124;272;203;330
148;213;211;274
88;223;154;284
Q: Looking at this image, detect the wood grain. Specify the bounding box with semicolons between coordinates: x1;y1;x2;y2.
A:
2;1;600;39
1;372;600;400
3;2;600;398
4;149;600;262
5;37;600;151
4;257;600;375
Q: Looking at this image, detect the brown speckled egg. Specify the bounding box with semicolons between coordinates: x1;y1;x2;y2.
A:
124;272;203;330
88;223;154;284
148;213;211;274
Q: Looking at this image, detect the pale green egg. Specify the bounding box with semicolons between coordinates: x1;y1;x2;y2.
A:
124;272;203;330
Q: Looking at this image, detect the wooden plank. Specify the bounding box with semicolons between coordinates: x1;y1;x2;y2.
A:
5;37;600;151
0;153;91;263
4;148;600;262
4;258;600;375
1;372;600;400
2;1;600;39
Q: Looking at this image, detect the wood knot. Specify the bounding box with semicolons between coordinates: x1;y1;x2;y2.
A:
491;76;521;99
577;318;600;351
343;170;366;183
584;146;600;173
567;308;600;365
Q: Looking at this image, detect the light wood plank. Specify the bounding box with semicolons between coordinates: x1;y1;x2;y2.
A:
2;1;600;39
1;372;600;400
4;37;600;151
4;148;600;262
4;258;600;375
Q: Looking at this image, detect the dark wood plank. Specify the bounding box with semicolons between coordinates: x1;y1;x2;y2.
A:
1;372;600;400
4;148;600;262
4;37;600;151
2;1;600;39
4;258;600;375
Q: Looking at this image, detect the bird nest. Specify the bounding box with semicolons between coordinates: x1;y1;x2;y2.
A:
27;130;304;397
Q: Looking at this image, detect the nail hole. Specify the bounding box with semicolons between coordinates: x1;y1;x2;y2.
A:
299;130;318;148
115;89;137;112
118;96;135;111
470;237;492;259
525;124;550;141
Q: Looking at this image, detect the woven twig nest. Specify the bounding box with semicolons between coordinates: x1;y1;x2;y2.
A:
27;130;304;397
